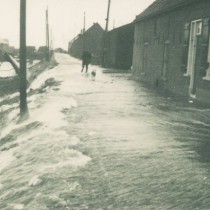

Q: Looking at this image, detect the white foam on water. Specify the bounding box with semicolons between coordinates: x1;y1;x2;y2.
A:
27;88;78;130
190;119;210;127
30;100;67;129
0;109;80;177
0;103;19;112
48;195;67;206
13;204;24;210
31;103;67;129
0;149;16;173
32;191;71;209
0;107;19;140
67;97;78;108
0;110;30;140
28;175;42;187
7;107;19;122
88;131;97;136
15;129;69;154
14;127;61;146
69;136;80;146
0;58;92;202
0;65;78;145
2;92;19;101
29;68;58;90
39;149;91;173
62;181;79;192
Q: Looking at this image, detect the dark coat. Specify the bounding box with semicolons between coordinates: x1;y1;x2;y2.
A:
82;51;92;64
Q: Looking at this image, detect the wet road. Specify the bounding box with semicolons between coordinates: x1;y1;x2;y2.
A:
0;53;210;209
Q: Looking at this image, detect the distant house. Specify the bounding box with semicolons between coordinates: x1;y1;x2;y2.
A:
54;48;66;53
7;46;17;56
68;23;104;65
26;46;36;60
37;46;49;60
132;0;210;103
0;38;18;58
0;38;9;52
26;46;36;54
104;23;134;70
38;46;48;54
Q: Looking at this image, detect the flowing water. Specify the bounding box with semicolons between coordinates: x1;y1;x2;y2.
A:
0;53;210;210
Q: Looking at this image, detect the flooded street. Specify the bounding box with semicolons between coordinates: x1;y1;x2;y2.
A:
0;53;210;209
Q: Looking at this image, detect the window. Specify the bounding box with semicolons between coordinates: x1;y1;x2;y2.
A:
196;21;202;35
203;34;210;80
162;40;170;79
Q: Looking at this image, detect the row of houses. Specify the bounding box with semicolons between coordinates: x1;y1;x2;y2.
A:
68;23;104;65
0;37;51;61
0;38;51;78
133;0;210;104
104;23;134;70
68;22;134;69
0;38;17;56
68;0;210;104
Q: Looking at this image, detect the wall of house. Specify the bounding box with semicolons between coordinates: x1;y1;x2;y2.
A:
105;31;117;68
105;23;134;70
133;0;210;103
69;23;104;65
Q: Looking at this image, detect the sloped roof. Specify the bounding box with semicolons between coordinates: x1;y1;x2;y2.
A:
136;0;199;21
72;23;104;43
86;22;104;33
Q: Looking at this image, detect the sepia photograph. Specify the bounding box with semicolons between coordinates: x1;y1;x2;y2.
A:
0;0;210;209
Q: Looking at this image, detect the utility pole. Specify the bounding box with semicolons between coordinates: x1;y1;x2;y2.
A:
83;12;86;52
46;7;50;61
105;0;111;32
102;0;111;66
50;28;53;50
113;19;115;29
19;0;28;120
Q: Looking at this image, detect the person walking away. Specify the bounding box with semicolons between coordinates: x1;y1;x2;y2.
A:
81;51;92;73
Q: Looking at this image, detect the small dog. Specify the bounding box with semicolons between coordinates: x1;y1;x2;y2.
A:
91;69;96;80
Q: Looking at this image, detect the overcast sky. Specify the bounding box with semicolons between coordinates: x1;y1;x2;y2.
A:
0;0;155;50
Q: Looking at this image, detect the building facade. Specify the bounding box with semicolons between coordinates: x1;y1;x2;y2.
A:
132;0;210;103
68;23;104;65
104;23;134;70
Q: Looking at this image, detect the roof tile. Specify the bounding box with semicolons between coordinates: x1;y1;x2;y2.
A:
136;0;199;21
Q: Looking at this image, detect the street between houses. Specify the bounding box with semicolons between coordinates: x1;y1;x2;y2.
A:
0;53;210;209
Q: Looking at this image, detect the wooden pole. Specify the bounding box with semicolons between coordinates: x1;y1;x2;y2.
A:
102;0;111;66
19;0;28;120
83;12;86;51
105;0;111;32
46;7;50;61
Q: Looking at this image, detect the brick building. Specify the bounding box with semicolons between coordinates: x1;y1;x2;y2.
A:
68;23;104;65
104;23;134;70
132;0;210;103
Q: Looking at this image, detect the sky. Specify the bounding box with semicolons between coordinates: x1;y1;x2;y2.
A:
0;0;155;50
